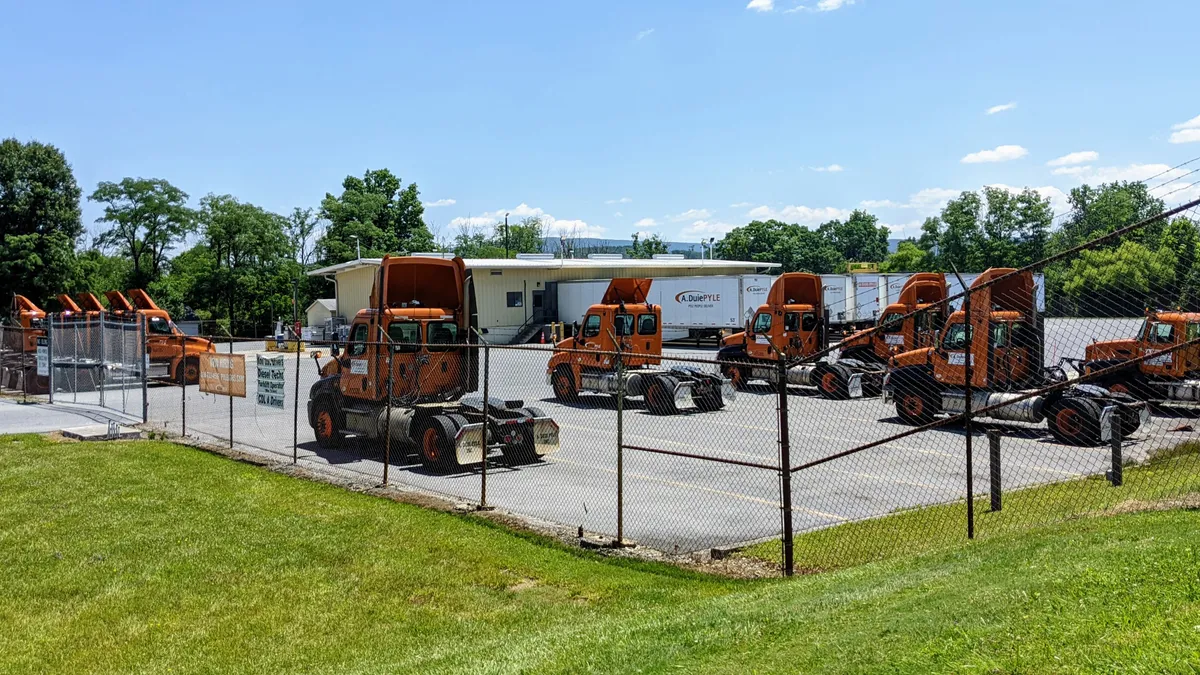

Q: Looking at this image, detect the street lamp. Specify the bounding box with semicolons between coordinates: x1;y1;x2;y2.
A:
708;237;715;261
350;234;361;260
504;212;510;259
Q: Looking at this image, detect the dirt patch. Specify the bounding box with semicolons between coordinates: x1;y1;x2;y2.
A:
1099;493;1200;516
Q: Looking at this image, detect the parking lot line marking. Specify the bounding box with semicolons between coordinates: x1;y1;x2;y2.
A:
546;456;850;522
560;422;777;463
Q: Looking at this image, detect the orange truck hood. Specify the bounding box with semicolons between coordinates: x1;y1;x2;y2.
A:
1085;338;1139;361
890;347;933;368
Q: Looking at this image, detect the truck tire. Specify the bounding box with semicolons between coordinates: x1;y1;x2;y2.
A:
894;386;939;426
816;364;849;400
312;397;345;449
692;381;725;412
646;375;680;415
179;356;200;386
720;363;749;391
502;407;542;464
552;365;578;403
1047;397;1102;446
420;415;459;469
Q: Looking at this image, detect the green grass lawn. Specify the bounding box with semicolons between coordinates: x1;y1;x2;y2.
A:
745;440;1200;572
2;434;1199;674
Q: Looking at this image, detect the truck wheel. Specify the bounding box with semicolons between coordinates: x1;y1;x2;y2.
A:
420;415;459;469
816;365;849;400
692;382;725;412
552;365;578;402
179;357;200;386
721;364;748;391
895;388;938;426
646;375;680;415
312;399;344;449
1047;398;1102;446
498;407;541;464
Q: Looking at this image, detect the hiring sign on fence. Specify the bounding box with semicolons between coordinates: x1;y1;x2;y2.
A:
36;337;48;377
199;353;247;397
256;354;286;409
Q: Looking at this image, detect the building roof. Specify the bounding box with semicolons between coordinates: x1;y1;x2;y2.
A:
308;256;779;277
306;298;337;312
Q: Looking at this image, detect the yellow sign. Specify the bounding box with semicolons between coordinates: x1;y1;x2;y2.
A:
199;353;247;397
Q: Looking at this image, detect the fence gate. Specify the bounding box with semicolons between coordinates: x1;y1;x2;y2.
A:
47;315;147;421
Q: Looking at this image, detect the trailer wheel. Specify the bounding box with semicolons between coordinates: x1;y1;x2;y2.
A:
552;365;578;402
179;357;200;386
894;387;938;426
420;415;459;469
692;382;725;412
816;365;849;400
312;398;344;449
646;375;680;415
1047;398;1102;446
502;408;542;464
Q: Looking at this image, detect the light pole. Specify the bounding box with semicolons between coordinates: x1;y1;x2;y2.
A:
350;234;361;259
708;237;715;261
504;213;510;259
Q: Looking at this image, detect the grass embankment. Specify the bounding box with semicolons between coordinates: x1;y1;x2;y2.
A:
1;434;1199;673
745;441;1200;571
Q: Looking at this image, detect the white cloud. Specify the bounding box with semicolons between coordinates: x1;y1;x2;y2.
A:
613;211;623;218
986;184;1071;215
449;203;607;238
986;102;1017;115
961;145;1029;164
729;202;753;208
1046;151;1099;167
1051;165;1091;176
636;28;655;40
882;221;924;238
859;199;901;209
1171;128;1200;144
816;0;854;10
746;204;850;223
424;198;456;207
857;188;961;216
634;217;658;228
746;0;774;11
811;164;845;172
1063;163;1200;204
605;197;632;205
668;208;712;222
1168;112;1200;142
680;220;737;238
634;230;657;239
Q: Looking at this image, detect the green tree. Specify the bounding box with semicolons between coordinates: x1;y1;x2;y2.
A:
881;240;930;272
938;191;983;272
317;169;433;263
286;207;322;266
71;249;131;298
1162;217;1200;307
714;220;792;263
775;227;844;274
629;233;669;259
0;138;83;306
1061;241;1175;317
503;216;544;256
89;177;196;288
819;210;889;262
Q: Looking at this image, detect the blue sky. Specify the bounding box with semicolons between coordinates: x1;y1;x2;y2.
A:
3;0;1199;247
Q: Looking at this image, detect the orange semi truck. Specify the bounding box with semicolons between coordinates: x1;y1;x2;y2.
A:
546;278;733;414
838;273;948;365
883;269;1147;445
308;255;559;469
103;289;215;384
1081;310;1200;403
717;272;885;399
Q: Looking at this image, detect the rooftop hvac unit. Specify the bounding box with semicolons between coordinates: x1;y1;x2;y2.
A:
515;253;555;260
411;252;456;259
651;254;685;260
587;254;624;260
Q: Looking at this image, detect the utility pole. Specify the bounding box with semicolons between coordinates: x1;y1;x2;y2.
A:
351;235;361;260
504;213;510;259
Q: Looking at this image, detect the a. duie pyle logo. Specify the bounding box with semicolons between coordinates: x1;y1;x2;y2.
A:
746;285;767;293
675;290;721;304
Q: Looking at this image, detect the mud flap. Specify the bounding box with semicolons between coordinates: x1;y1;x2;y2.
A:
848;373;864;399
454;423;486;465
529;416;560;457
721;378;737;403
1099;405;1116;443
672;380;693;409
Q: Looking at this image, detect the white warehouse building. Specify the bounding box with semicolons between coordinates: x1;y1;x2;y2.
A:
308;254;781;344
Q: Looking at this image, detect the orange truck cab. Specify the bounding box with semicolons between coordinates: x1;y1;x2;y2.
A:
11;295;46;353
717;273;883;399
308;255;559;469
103;289;215;384
840;273;947;363
884;269;1147;445
1082;311;1200;402
5;296;49;393
547;278;731;414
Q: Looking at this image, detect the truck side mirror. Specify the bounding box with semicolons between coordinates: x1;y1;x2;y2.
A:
330;343;341;357
572;321;580;341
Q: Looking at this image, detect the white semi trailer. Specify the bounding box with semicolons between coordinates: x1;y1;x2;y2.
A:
555;275;773;340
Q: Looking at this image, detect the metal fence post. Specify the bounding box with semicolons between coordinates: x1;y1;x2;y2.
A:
228;336;234;450
48;318;54;404
616;341;625;546
293;335;301;464
181;333;187;436
963;281;975;540
141;320;148;423
777;355;794;577
1109;413;1123;487
384;343;392;487
988;430;1001;512
479;343;489;508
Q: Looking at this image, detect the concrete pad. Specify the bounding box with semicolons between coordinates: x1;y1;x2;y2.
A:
60;423;142;441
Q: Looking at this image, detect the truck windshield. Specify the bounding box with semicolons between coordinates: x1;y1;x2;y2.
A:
582;314;601;338
637;314;657;336
1142;320;1175;344
426;322;459;351
387;322;421;352
880;312;904;333
614;314;634;337
752;313;772;334
148;316;175;335
941;323;971;351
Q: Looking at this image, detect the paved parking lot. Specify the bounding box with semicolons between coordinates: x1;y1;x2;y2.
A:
123;319;1192;554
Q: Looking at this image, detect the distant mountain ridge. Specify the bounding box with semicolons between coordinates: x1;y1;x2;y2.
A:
541;237;905;256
